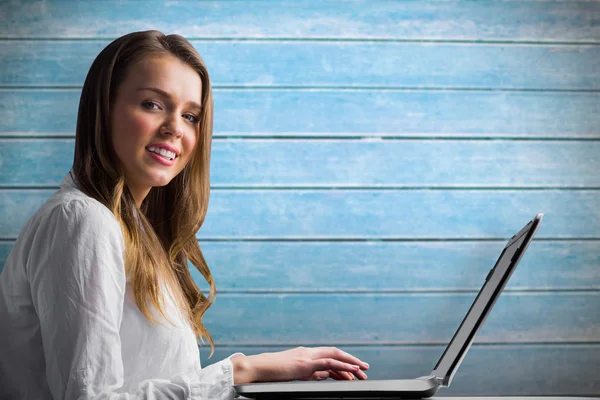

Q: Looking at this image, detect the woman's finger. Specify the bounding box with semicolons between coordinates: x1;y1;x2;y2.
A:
314;347;369;370
327;370;343;380
353;368;368;380
312;358;362;374
328;370;353;380
342;371;355;380
329;367;367;381
312;370;330;380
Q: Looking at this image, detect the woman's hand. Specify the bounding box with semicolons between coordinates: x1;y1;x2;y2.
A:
231;346;369;384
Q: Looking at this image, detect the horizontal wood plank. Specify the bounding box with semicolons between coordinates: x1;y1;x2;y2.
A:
1;41;598;89
202;345;600;395
195;240;600;291
2;240;599;290
1;190;598;239
196;191;600;239
1;90;599;137
1;139;599;187
198;292;600;344
1;1;598;42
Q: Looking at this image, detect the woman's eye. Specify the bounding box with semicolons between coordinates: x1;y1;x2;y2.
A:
184;114;200;124
142;100;160;110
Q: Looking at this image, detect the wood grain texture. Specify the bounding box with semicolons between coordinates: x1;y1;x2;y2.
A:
2;139;600;187
1;189;598;239
1;89;599;137
1;41;599;89
197;292;600;344
201;345;600;396
194;240;600;291
2;240;600;290
1;1;598;42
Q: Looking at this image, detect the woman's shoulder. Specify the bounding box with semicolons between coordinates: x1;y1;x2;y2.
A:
9;174;126;275
26;177;122;240
54;186;115;221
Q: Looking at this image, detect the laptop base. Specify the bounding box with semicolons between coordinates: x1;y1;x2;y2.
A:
235;375;440;399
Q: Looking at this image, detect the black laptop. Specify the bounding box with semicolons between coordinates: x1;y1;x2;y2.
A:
234;213;544;399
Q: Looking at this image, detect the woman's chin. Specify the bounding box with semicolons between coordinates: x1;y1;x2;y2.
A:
150;178;174;188
145;172;176;188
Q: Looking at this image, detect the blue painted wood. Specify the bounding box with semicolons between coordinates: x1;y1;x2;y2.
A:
194;241;600;291
2;139;600;187
201;345;600;395
198;292;600;343
195;191;597;239
2;240;600;289
1;189;598;239
1;90;599;137
1;41;599;89
1;1;598;42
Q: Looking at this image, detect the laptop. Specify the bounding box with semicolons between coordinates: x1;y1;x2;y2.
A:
234;213;544;399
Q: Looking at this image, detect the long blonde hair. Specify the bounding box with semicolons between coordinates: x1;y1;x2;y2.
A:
72;30;216;356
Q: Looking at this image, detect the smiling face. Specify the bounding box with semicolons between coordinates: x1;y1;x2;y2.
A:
110;54;202;207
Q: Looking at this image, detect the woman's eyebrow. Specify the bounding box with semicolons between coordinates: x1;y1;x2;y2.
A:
136;87;202;110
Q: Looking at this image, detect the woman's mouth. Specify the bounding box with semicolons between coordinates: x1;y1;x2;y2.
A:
146;146;177;166
147;146;177;160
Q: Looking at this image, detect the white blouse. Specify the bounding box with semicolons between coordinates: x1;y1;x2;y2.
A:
0;171;243;399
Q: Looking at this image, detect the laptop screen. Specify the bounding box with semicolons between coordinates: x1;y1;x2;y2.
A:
431;213;543;386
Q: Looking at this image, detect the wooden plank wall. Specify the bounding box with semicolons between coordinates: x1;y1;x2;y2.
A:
1;0;599;396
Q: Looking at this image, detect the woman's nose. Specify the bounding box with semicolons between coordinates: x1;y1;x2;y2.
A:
160;118;184;138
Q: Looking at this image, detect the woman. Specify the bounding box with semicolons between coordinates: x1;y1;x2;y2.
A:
0;30;369;399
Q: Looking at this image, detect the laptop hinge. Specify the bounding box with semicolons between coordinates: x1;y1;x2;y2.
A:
422;375;448;386
417;375;446;386
434;376;447;386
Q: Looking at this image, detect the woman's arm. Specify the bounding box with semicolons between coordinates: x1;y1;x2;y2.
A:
27;198;237;400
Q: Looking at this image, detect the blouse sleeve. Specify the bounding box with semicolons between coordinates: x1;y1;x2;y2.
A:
27;198;240;400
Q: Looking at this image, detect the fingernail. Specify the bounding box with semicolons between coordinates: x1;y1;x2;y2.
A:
363;362;369;368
